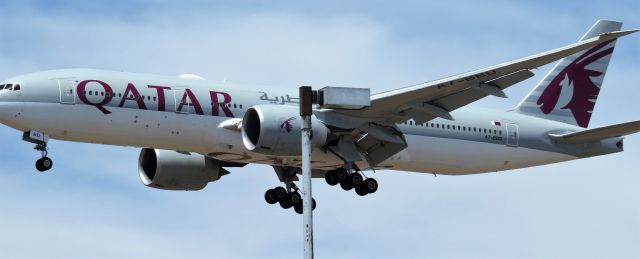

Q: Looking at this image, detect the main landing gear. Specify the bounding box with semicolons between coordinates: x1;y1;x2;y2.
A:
264;186;316;214
324;167;378;196
23;130;53;172
264;166;316;214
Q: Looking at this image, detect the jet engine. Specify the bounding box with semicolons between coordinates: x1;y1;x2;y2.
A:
138;148;229;191
241;105;329;156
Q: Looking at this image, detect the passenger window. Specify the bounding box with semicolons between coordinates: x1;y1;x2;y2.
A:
239;104;243;109
14;84;20;91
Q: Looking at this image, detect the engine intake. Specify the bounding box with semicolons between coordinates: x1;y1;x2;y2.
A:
138;148;228;191
241;105;328;156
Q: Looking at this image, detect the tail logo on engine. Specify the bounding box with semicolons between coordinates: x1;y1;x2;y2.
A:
280;117;295;133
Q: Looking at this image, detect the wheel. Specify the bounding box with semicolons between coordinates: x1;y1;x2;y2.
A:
279;197;293;209
272;187;287;201
287;192;302;205
340;177;354;190
363;178;378;194
36;157;53;172
349;173;363;186
294;198;317;214
35;159;45;172
41;157;53;170
294;203;303;214
264;189;278;204
355;184;368;196
324;170;339;186
335;168;348;182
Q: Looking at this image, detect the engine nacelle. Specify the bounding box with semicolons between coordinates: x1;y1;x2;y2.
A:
241;105;328;156
138;148;228;191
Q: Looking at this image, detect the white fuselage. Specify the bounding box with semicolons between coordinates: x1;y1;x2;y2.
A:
0;69;621;175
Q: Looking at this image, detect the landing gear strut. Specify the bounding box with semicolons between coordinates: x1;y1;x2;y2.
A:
23;131;53;172
325;167;378;196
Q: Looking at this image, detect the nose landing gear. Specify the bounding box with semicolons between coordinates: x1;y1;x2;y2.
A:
23;130;53;172
34;143;53;172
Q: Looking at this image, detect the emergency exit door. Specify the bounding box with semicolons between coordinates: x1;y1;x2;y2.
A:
58;80;75;104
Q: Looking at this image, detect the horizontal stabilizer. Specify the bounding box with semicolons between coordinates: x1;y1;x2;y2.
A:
550;120;640;143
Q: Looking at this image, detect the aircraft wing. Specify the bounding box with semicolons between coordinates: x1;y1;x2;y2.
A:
317;29;637;167
334;30;638;124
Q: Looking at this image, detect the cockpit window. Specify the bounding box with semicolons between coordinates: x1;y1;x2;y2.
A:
13;84;20;91
0;84;4;90
3;84;12;90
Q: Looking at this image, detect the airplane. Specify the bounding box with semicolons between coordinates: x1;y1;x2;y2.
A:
0;20;638;214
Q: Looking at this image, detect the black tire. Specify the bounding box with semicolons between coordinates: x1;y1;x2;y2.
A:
340;177;354;190
363;178;378;194
279;198;293;209
335;168;348;181
264;189;278;204
273;187;287;201
294;203;303;214
35;158;45;172
349;173;363;186
41;157;53;170
294;198;317;213
355;184;368;196
288;192;302;205
324;170;339;186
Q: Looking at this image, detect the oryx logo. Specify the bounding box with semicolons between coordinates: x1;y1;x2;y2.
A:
537;40;614;127
280;117;295;133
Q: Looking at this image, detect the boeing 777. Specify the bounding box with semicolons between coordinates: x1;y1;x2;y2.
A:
0;20;638;213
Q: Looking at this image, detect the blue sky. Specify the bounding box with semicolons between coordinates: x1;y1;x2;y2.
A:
0;1;639;258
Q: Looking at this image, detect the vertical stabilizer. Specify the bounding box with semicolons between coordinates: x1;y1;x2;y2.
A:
514;20;622;128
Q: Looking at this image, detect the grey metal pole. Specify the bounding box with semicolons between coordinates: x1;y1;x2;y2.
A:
299;86;314;259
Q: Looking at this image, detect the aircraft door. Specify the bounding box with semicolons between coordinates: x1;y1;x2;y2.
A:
174;89;190;114
58;80;75;104
506;123;519;147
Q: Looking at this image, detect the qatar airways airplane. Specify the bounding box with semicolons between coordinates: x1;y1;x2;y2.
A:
0;20;638;213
